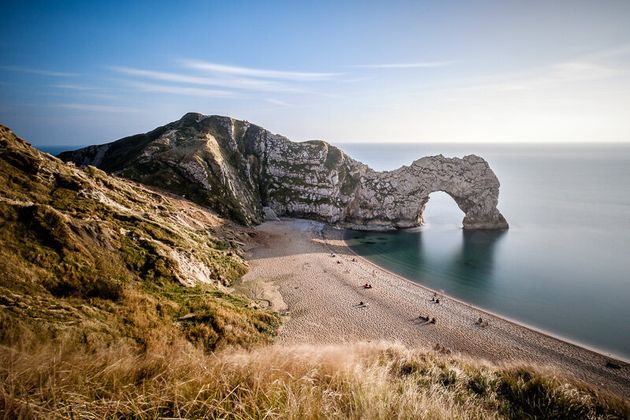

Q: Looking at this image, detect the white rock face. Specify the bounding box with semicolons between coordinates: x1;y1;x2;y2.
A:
60;113;508;230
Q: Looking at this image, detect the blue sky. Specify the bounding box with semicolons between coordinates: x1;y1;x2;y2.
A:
1;0;629;146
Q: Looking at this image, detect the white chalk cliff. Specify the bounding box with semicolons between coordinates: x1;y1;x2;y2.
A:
60;113;508;230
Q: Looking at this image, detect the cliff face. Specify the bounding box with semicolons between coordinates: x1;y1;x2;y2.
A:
60;113;508;230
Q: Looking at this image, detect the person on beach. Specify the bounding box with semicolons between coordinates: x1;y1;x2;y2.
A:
475;317;489;327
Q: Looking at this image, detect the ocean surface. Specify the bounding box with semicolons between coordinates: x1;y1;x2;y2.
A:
37;145;84;156
337;143;630;360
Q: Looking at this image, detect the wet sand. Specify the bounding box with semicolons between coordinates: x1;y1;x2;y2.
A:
239;219;630;397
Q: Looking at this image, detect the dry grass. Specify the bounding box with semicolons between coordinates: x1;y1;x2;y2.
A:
1;340;627;419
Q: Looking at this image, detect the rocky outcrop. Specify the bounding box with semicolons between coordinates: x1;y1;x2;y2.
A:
60;113;508;230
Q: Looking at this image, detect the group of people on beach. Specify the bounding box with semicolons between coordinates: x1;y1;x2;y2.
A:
475;317;489;328
336;244;497;337
418;314;437;324
417;293;440;324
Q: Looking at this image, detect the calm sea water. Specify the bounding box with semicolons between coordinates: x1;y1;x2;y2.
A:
36;145;84;156
337;143;630;360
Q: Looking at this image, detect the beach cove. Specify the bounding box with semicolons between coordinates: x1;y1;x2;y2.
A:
239;219;630;398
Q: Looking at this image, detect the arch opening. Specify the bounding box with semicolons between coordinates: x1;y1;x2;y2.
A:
419;191;466;228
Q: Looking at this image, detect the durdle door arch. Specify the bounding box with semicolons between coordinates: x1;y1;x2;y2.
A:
342;155;509;231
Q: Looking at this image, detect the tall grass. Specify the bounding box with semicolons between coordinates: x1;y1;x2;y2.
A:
1;340;627;419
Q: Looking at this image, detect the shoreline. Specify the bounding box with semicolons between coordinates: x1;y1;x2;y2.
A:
239;219;630;397
331;226;630;365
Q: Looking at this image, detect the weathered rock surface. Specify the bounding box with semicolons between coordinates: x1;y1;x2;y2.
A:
60;113;508;230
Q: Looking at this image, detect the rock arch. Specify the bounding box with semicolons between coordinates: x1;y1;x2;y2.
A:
342;155;509;230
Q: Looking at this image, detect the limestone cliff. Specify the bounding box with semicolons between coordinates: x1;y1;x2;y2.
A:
60;113;508;230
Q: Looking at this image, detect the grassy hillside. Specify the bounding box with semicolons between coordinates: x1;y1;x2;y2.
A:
0;125;279;352
1;125;628;419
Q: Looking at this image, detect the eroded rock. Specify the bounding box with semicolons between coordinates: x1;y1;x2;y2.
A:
59;113;508;230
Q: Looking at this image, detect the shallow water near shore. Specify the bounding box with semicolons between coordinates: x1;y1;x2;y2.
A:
339;143;630;360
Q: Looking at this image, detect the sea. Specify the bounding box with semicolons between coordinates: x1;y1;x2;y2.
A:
337;143;630;360
37;145;80;156
38;143;630;360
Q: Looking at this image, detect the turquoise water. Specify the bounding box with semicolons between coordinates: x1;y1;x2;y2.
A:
338;143;630;360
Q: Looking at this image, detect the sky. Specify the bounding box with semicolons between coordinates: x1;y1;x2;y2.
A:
1;0;630;146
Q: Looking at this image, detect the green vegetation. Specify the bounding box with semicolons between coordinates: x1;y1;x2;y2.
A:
0;125;279;353
1;125;627;419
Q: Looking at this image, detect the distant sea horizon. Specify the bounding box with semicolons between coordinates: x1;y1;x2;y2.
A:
35;141;630;359
35;142;630;158
36;145;88;156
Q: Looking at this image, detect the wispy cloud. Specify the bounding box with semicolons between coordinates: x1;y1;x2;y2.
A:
55;103;140;113
547;61;621;83
0;65;78;77
350;61;456;69
49;84;117;100
112;66;300;92
51;84;99;91
265;98;293;107
128;81;237;98
583;43;630;60
479;61;621;93
180;59;341;81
